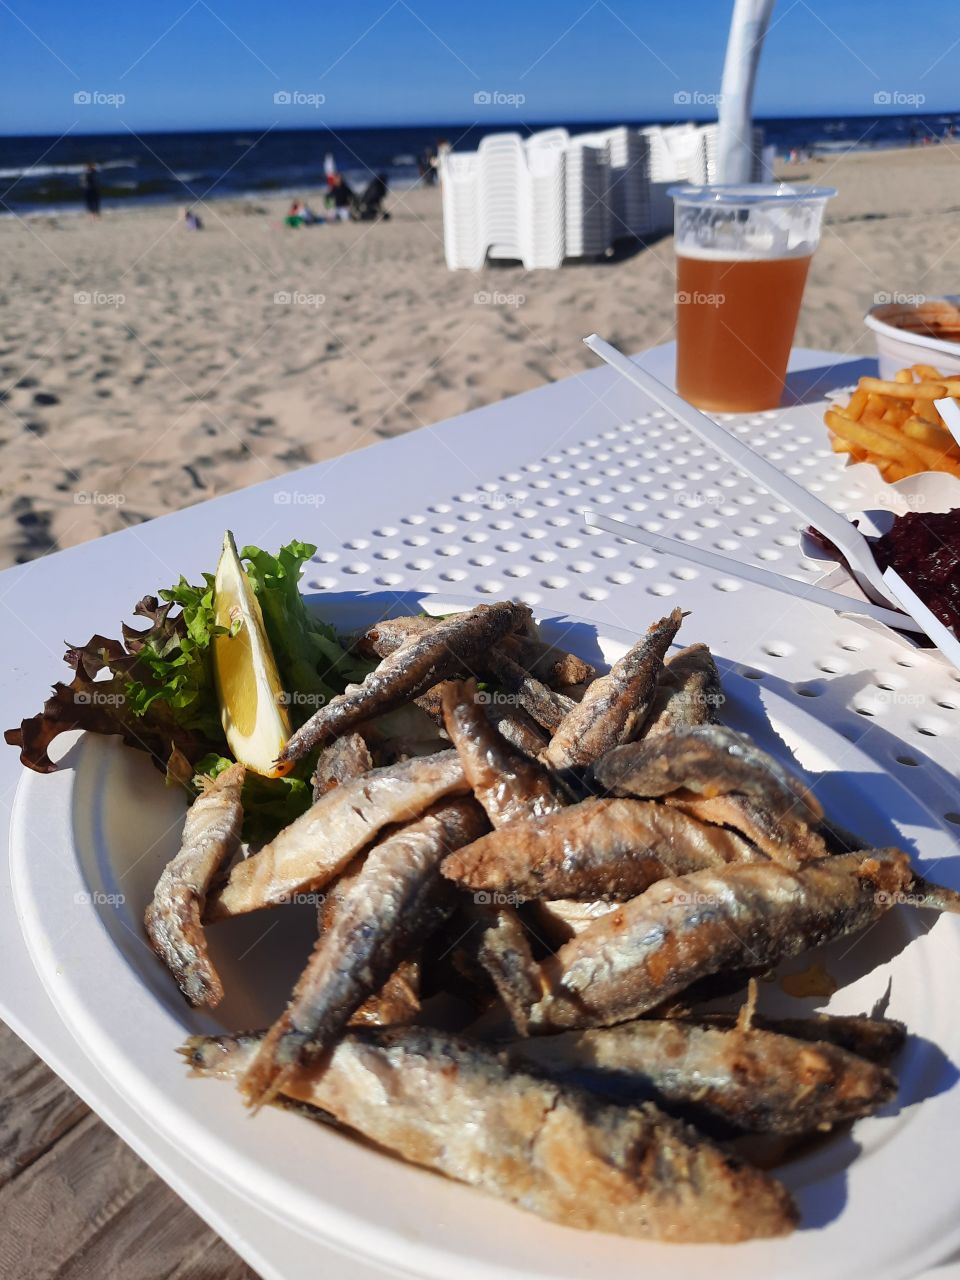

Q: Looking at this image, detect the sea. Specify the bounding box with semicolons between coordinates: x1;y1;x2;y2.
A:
1;112;957;216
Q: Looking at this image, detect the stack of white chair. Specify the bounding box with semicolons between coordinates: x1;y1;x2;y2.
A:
440;122;767;269
563;140;611;259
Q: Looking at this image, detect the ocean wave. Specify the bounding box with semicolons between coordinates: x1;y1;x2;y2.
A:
0;157;137;179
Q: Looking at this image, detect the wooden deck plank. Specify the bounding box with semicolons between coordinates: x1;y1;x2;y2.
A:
0;1026;260;1280
0;1022;89;1189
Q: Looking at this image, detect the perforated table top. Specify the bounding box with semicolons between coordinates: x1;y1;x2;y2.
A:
1;341;958;1280
295;343;960;837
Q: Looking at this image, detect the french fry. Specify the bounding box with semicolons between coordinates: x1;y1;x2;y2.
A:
903;417;958;451
845;387;868;418
824;362;960;482
824;410;917;466
859;377;951;399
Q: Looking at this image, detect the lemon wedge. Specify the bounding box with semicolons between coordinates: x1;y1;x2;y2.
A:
212;530;292;777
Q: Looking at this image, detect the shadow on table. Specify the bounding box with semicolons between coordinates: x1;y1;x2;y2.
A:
782;357;878;407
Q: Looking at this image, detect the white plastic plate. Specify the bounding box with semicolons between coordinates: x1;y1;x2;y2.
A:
11;594;960;1280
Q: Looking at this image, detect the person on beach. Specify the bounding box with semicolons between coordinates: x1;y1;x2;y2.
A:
82;163;100;217
324;153;337;189
325;174;353;221
285;199;305;228
182;207;203;230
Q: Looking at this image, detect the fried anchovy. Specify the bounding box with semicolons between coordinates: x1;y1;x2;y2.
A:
498;632;596;689
693;1011;907;1066
354;615;438;659
443;798;761;902
206;750;468;919
239;798;487;1106
481;647;575;732
545;609;684;769
467;901;545;1035
181;1025;797;1242
144;763;245;1007
317;857;423;1028
528;849;913;1032
644;643;723;736
311;732;373;803
508;1019;897;1134
349;957;422;1027
442;679;564;827
487;704;550;758
593;723;822;823
534;897;622;944
668;793;828;866
279;602;528;764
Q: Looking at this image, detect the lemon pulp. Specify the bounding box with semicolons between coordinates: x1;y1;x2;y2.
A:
212;530;292;777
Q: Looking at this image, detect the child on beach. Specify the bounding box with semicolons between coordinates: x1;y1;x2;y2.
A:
82;163;100;217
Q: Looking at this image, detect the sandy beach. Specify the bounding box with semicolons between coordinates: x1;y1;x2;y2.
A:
2;144;959;568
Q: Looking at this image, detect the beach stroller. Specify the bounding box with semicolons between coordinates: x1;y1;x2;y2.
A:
351;174;390;221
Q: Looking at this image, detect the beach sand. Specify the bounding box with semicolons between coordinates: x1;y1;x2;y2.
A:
2;144;958;568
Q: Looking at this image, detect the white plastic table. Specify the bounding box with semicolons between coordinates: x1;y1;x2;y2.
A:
3;343;959;1280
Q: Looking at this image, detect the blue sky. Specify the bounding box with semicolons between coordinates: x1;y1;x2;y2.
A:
2;0;957;134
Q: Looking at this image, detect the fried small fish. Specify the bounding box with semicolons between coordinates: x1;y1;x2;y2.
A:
545;609;684;769
144;763;245;1008
311;732;373;803
441;679;564;827
481;648;575;732
468;901;545;1035
487;705;550;759
643;643;723;736
181;1025;798;1242
528;849;913;1032
349;957;422;1027
279;602;528;764
508;1019;897;1134
694;1011;907;1066
443;798;761;901
206;750;468;919
533;897;622;944
239;798;487;1106
498;632;597;689
593;724;822;823
667;793;828;866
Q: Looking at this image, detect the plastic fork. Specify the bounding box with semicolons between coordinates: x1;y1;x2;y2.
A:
583;333;906;614
583;511;924;633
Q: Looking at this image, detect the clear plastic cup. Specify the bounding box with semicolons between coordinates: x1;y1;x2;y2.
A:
669;183;836;412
